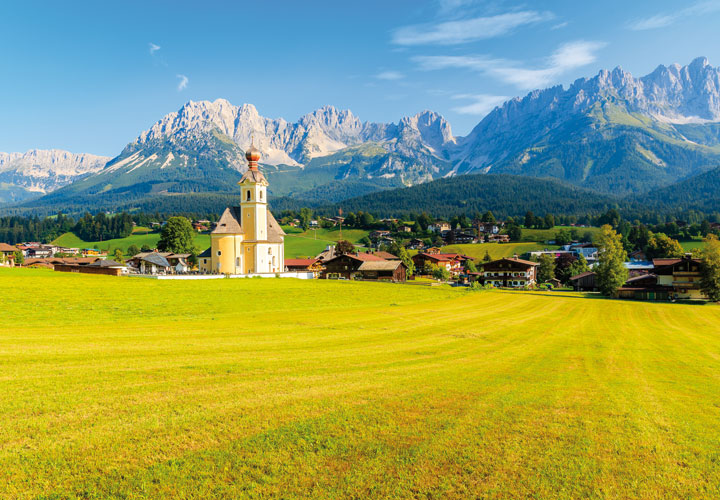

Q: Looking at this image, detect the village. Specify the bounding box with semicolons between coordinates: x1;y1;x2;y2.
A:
1;142;716;302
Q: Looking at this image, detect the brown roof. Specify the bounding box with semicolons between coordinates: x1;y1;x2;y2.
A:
373;251;399;260
348;252;386;262
357;260;404;271
285;258;320;267
570;271;595;280
0;243;17;252
652;258;701;267
23;257;100;267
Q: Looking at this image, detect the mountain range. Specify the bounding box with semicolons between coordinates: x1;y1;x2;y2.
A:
3;56;720;216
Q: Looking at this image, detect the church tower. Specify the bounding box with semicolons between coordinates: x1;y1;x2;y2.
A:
203;140;285;275
239;140;268;242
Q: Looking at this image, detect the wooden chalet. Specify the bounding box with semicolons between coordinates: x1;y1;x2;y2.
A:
617;255;706;300
321;252;407;282
412;252;470;275
569;271;597;291
474;257;539;288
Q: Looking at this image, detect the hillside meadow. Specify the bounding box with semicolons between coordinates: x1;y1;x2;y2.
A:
1;268;720;498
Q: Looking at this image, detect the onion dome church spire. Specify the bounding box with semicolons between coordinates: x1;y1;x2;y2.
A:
246;135;261;170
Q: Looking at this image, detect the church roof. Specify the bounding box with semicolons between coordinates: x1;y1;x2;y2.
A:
211;206;285;242
212;207;245;234
266;210;286;243
239;169;267;185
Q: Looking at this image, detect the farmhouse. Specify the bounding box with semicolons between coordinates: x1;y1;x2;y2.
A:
412;252;470;275
0;243;17;267
54;259;127;277
321;252;407;282
616;255;706;301
476;257;539;288
570;271;597;291
285;258;324;277
198;142;285;275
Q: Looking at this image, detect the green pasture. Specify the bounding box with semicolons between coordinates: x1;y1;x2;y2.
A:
441;242;557;261
519;225;602;243
1;268;719;498
52;231;335;259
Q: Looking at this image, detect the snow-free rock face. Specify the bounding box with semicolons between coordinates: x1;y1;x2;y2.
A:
0;149;109;196
130;99;457;167
454;57;720;194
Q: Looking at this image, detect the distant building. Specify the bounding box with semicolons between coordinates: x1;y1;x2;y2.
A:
412;252;470;276
0;243;18;267
569;271;597;291
321;252;407;282
285;258;324;277
428;222;451;233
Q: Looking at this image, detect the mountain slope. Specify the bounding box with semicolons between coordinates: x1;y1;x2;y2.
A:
0;149;109;203
455;57;720;195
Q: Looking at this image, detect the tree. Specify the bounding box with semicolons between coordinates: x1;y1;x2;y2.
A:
700;234;720;302
141;244;152;252
335;240;355;255
645;233;684;259
481;210;496;223
595;224;629;296
483;250;492;262
127;244;140;257
537;254;556;283
524;211;535;228
13;250;24;265
432;265;451;281
543;214;555;230
113;248;125;263
567;254;589;281
507;225;522;241
157;217;196;254
555;253;577;283
554;228;572;246
388;242;415;276
299;208;313;231
464;260;478;273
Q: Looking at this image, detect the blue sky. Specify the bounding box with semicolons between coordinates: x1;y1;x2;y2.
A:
2;0;720;156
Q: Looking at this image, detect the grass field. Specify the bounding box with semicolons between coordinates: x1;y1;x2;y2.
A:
52;230;343;259
520;225;602;243
2;268;720;498
441;242;557;261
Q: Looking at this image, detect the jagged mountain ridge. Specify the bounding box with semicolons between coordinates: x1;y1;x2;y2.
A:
0;149;109;203
455;57;720;194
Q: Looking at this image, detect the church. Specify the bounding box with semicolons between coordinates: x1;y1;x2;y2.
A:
198;143;285;274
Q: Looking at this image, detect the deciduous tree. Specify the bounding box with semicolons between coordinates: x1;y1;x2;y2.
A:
700;234;720;302
595;224;629;296
157;217;196;254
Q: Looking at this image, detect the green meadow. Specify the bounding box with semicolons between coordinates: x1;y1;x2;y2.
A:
2;268;720;498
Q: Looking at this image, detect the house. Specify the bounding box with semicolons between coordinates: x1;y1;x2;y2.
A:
26;245;54;259
128;252;189;274
0;243;17;267
474;221;504;234
615;274;671;301
398;225;413;233
546;278;562;288
23;257;100;269
198;248;213;273
192;221;209;232
569;271;597;291
133;252;172;275
428;222;451;233
285;258;324;277
406;239;425;250
628;249;648;262
321;252;407;282
474;257;539;288
316;245;337;262
450;232;478;244
412;252;470;276
486;234;510;243
369;230;391;240
199;143;285;275
652;255;706;300
54;259;127;277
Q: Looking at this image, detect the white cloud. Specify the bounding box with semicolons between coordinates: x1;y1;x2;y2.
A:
392;10;554;46
629;0;720;30
413;40;606;90
149;42;161;55
551;21;569;30
451;94;509;115
375;71;405;80
176;74;188;91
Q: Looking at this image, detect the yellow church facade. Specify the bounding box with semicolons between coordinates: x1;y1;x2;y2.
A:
198;143;285;275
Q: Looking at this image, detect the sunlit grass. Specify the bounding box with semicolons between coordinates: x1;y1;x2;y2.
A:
1;268;719;498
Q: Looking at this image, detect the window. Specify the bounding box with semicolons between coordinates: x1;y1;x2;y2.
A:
217;251;221;256
260;191;263;201
236;257;240;266
246;190;251;201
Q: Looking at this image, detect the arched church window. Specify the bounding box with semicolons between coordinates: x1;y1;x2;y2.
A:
260;190;263;201
246;190;251;201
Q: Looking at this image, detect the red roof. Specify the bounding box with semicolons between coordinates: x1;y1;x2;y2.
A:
373;251;398;260
348;252;386;262
285;258;319;267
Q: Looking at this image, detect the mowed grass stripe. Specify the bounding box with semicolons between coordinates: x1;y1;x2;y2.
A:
1;268;719;498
